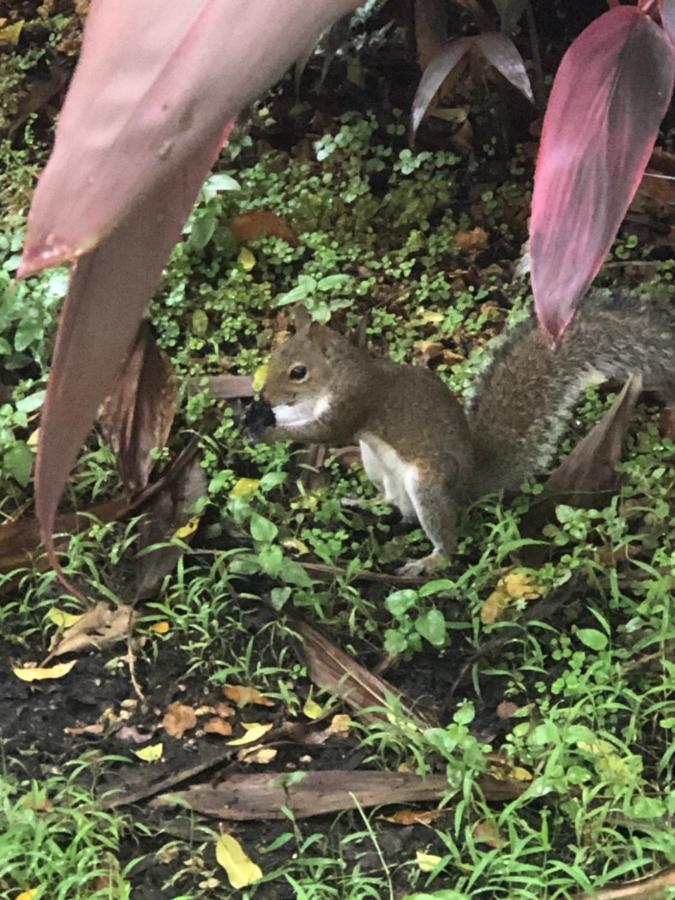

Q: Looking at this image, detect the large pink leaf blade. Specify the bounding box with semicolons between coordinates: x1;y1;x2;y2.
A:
19;0;359;277
35;136;223;553
530;6;675;341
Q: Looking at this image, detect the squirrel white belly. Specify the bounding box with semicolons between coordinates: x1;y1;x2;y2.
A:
246;294;675;574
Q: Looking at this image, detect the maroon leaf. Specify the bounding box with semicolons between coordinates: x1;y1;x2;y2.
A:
475;32;534;103
99;321;178;495
530;6;675;341
19;0;359;568
411;36;474;138
136;451;207;599
34;133;223;574
19;0;360;277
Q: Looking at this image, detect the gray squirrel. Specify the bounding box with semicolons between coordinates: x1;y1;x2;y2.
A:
246;292;675;574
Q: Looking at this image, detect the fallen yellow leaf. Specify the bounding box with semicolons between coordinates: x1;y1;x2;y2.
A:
238;247;256;271
134;743;164;762
252;364;269;392
173;516;201;540
47;607;83;629
302;696;323;720
282;537;310;555
481;571;545;624
416;851;443;872
238;746;277;764
17;890;39;900
230;477;260;499
0;20;23;45
150;620;171;635
328;714;352;736
215;832;262;889
13;660;77;682
227;722;273;746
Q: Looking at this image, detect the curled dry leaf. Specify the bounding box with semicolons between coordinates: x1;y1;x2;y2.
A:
203;718;233;737
381;808;443;826
162;701;198;739
49;602;137;657
99;321;177;494
13;659;78;681
223;685;275;708
472;819;507;849
229;210;299;246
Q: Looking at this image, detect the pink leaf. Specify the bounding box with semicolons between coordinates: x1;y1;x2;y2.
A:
660;0;675;45
36;134;224;556
19;0;359;277
530;6;675;342
410;37;474;138
475;32;534;103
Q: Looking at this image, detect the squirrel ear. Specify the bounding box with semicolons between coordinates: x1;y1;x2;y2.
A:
292;304;312;336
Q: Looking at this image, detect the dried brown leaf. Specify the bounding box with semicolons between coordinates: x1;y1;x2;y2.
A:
223;685;275;708
203;717;233;737
162;701;198;739
49;602;137;658
229;210;299;246
99;321;177;494
293;618;436;726
381;808;444;826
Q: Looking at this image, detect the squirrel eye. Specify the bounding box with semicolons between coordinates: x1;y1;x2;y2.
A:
289;364;307;382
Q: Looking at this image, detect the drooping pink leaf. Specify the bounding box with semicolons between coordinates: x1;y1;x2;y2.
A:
19;0;359;277
475;32;534;103
19;0;359;567
410;37;474;138
35;133;224;564
660;0;675;45
530;6;675;341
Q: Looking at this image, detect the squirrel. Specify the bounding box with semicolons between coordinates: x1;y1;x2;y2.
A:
246;293;675;575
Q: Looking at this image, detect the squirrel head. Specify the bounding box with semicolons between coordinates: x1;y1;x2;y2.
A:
263;305;366;408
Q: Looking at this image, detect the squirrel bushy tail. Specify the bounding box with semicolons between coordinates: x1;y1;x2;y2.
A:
466;290;675;496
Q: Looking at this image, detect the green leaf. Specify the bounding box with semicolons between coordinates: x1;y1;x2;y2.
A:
14;318;42;353
576;628;608;652
4;441;34;486
16;390;46;413
258;544;283;576
384;629;409;654
453;701;475;726
191;309;209;336
189;213;217;250
249;513;278;543
415;608;447;647
280;560;313;587
629;796;666;819
419;579;455;597
205;172;240;194
0;337;11;354
385;589;418;618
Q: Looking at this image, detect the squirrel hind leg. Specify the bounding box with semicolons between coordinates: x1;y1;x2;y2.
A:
395;469;458;576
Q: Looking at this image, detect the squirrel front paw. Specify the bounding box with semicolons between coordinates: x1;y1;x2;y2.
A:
243;398;277;441
395;549;445;578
